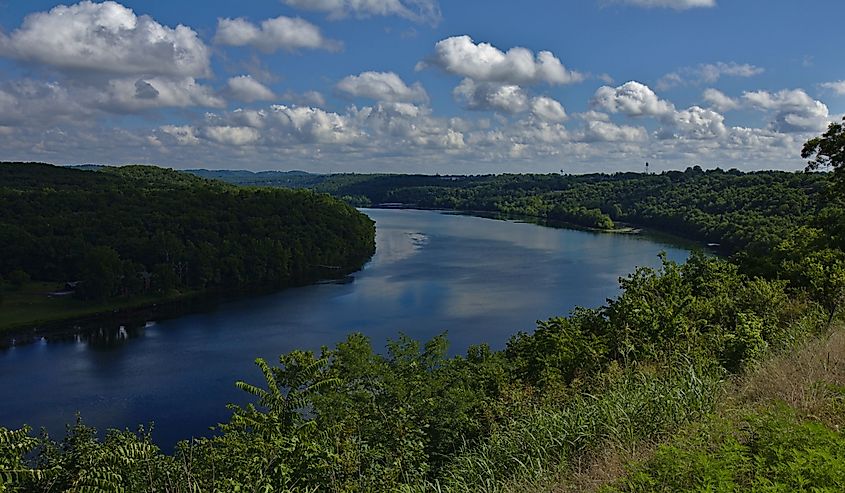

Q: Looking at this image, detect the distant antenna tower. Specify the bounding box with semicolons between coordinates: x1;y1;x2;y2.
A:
645;161;650;174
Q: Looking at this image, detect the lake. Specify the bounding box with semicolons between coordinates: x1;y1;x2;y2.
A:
0;209;690;446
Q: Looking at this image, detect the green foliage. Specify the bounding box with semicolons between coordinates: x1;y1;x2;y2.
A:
787;249;845;325
77;246;122;300
506;309;608;388
202;168;829;257
0;162;376;303
549;204;615;229
6;270;29;289
433;359;722;491
507;252;801;379
0;426;43;492
803;116;845;180
1;421;176;493
608;406;845;492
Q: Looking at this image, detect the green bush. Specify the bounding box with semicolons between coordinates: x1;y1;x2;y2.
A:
608;406;845;492
6;270;29;289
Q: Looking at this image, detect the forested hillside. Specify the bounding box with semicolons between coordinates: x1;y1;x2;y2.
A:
191;167;827;258
0;163;375;302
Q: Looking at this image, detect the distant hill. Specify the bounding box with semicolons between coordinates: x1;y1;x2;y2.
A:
187;169;326;188
0;162;375;304
180;167;830;258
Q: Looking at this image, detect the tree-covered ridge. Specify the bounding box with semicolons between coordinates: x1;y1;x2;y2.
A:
0;163;375;301
192;167;829;256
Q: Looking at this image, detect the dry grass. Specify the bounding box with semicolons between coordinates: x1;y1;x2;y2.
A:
491;441;660;493
549;443;656;493
734;326;845;428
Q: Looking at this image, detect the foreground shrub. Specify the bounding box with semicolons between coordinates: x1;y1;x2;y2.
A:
609;405;845;492
428;358;723;492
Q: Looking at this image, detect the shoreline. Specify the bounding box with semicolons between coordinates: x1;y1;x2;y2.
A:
0;270;364;347
364;205;710;251
0;288;204;345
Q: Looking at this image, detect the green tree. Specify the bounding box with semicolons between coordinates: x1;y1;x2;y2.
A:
798;249;845;325
803;117;845;175
7;269;29;289
803;116;845;193
77;246;121;300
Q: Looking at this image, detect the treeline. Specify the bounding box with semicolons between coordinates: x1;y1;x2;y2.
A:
197;167;828;258
325;169;828;258
0;163;375;301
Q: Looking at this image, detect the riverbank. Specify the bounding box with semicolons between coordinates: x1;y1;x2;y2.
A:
368;205;709;253
371;204;636;233
1;277;374;345
0;281;203;337
0;162;377;342
0;271;360;343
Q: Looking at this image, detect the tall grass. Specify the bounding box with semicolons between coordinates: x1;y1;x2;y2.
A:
736;326;845;428
583;325;845;493
414;358;723;492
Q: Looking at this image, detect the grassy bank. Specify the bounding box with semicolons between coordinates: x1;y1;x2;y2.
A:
603;327;845;493
0;281;201;334
508;326;845;493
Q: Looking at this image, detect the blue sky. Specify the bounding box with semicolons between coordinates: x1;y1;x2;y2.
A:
0;0;843;173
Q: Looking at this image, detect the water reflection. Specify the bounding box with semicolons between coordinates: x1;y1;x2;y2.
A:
42;324;147;349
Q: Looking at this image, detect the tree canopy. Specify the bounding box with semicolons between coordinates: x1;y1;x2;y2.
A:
803;117;845;173
0;163;375;301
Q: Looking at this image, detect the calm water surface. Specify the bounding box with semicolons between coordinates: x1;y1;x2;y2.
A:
0;209;689;446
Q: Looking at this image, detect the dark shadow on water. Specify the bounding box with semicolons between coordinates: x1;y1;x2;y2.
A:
0;273;359;351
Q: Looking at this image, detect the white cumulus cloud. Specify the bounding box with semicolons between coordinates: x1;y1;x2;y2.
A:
743;89;830;133
592;81;675;117
0;79;90;126
662;106;727;140
269;105;363;144
100;77;225;112
531;96;568;122
227;76;276;102
593;81;729;141
0;1;210;77
422;36;583;86
580;120;648;142
160;125;200;145
214;16;341;53
336;71;427;102
454;79;530;114
702;88;740;112
821;81;845;95
204;126;261;146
